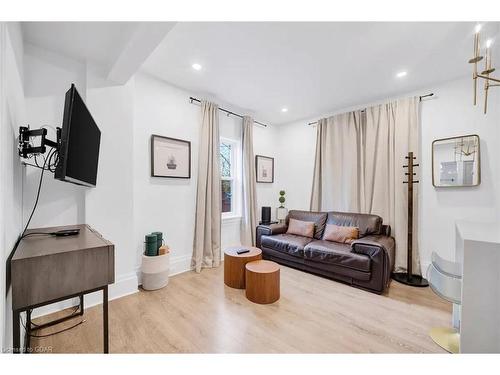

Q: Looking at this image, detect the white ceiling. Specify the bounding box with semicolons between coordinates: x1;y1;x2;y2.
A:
22;22;497;125
142;22;483;125
22;22;140;68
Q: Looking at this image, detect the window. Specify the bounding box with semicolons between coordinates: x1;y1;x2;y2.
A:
220;138;241;218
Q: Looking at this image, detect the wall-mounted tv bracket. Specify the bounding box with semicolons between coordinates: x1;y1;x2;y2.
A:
18;126;61;158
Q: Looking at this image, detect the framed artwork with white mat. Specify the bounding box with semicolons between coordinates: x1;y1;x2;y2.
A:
255;155;274;183
151;134;191;179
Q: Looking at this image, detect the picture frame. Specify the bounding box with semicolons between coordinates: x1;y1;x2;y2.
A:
151;134;191;179
255;155;274;183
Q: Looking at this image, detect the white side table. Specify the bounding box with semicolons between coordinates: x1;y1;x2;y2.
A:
455;220;500;353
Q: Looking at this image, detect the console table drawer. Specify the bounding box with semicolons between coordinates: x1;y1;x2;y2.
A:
12;245;114;310
11;224;115;310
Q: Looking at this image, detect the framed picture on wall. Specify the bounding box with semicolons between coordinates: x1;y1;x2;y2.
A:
151;135;191;178
255;155;274;183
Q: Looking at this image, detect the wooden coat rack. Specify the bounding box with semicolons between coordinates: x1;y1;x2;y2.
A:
392;151;429;287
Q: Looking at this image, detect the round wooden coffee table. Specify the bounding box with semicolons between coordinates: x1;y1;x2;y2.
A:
224;246;262;289
245;260;280;304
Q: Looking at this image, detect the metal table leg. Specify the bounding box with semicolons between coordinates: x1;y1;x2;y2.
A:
103;286;109;353
25;309;32;353
13;310;20;354
79;294;84;316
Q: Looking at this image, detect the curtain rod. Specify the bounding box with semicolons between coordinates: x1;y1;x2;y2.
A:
307;93;435;126
189;97;268;127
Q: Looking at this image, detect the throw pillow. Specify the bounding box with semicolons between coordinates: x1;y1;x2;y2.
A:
323;224;359;244
287;218;315;238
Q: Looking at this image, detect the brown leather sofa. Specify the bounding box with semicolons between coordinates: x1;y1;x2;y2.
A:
256;210;395;294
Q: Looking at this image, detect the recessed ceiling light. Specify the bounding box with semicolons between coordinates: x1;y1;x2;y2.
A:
281;107;288;113
396;71;408;78
192;63;202;71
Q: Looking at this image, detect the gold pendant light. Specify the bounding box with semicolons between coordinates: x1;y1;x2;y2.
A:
468;24;500;114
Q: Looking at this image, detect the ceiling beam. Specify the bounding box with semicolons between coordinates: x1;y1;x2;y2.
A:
107;22;176;84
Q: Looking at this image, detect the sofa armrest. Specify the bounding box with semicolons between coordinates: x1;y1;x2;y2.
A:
256;223;288;248
380;224;391;237
351;235;395;272
350;235;395;293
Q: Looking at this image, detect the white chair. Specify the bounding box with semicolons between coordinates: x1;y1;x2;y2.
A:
426;251;462;353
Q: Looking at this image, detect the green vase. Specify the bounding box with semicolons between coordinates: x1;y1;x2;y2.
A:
145;234;158;256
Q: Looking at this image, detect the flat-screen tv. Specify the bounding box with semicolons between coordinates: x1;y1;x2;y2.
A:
55;84;101;187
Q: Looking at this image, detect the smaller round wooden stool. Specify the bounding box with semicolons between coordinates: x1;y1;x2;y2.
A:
245;260;280;304
224;246;262;289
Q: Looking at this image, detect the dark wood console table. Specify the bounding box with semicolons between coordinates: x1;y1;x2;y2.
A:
11;224;115;353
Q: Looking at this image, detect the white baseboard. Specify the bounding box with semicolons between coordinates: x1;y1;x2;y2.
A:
31;272;139;319
169;254;193;276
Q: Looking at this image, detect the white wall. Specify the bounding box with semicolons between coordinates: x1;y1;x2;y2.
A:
273;121;316;212
132;74;201;275
132;73;278;274
1;22;25;352
23;44;87;229
419;78;499;267
494;30;500;225
253;124;282;220
497;97;500;224
85;75;138;297
274;76;500;270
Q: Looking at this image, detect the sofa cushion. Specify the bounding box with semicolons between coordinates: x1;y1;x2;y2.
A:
261;234;312;258
326;211;382;237
323;224;359;244
287;219;315;238
286;210;328;240
262;247;372;282
304;240;371;272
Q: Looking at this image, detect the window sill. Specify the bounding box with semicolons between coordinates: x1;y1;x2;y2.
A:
222;215;242;224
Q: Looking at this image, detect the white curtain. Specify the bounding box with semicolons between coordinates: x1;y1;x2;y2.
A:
310;111;365;212
240;116;258;246
310;97;421;274
192;101;221;273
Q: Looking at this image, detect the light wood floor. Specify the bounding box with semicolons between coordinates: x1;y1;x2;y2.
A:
30;265;451;353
